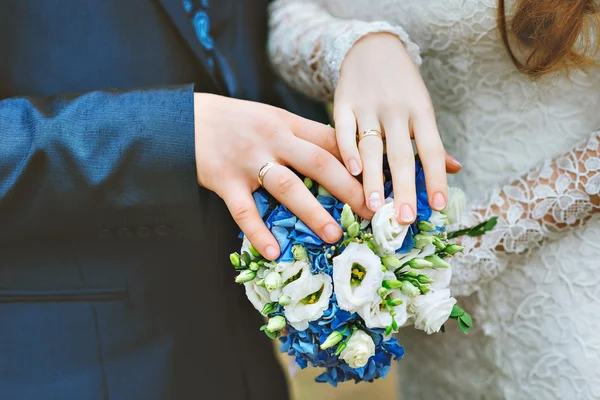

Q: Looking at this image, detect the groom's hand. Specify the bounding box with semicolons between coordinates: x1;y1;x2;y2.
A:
193;93;372;260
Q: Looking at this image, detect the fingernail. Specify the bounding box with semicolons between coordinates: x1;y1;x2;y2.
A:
369;192;382;211
449;156;462;169
400;204;414;223
433;192;447;211
349;159;361;176
265;245;279;260
324;223;342;242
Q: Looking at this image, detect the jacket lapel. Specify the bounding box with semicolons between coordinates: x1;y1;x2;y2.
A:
157;0;223;93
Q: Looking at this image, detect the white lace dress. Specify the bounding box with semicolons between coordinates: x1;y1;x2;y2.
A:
268;1;600;399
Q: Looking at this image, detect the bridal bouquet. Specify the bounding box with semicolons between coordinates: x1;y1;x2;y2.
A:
230;160;496;386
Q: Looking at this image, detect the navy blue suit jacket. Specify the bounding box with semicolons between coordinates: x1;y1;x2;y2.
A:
0;1;327;398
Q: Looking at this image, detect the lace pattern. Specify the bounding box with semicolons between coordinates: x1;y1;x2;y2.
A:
451;132;600;297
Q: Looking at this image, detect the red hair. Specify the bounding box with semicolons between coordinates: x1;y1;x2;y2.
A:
498;0;600;77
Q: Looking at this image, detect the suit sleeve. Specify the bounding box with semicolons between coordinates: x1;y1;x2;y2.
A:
0;84;199;240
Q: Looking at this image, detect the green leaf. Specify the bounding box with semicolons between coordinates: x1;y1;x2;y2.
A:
485;216;498;231
457;318;469;335
450;305;465;318
460;313;473;328
260;324;268;332
447;217;498;240
264;330;279;340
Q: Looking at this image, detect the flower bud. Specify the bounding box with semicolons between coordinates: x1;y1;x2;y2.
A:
249;262;260;271
266;316;287;332
278;294;291;306
417;274;435;284
432;236;446;250
235;269;256;283
264;271;282;291
425;254;451;269
317;185;332;197
304;177;313;190
377;287;389;297
443;187;466;225
347;221;360;238
420;285;431;294
417;220;436;232
386;298;404;307
444;244;465;255
248;244;261;258
241;251;252;266
340;204;355;229
261;302;276;315
320;331;344;350
292;244;309;261
400;281;420;297
413;234;434;249
230;253;241;268
382;255;402;271
408;258;435;270
255;279;266;287
382;279;403;290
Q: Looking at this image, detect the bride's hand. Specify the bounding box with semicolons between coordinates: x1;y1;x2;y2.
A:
194;93;372;260
334;32;456;223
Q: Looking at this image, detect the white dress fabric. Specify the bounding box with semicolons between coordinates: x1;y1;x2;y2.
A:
268;1;600;399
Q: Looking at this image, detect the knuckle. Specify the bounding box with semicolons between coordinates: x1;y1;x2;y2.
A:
310;149;328;173
387;149;414;168
276;174;296;195
231;204;254;223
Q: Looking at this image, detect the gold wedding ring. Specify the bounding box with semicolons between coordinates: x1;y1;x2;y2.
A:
358;129;384;142
257;161;281;186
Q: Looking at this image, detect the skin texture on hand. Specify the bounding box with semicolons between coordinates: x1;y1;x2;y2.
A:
334;32;451;225
193;93;372;260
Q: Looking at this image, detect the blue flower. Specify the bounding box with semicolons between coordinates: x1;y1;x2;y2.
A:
280;298;405;386
396;225;415;254
253;190;272;219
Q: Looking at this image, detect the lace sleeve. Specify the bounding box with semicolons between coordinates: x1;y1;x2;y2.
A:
451;131;600;297
267;0;422;102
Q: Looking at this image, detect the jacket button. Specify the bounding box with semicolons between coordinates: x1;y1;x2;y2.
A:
154;224;172;237
117;227;133;238
136;226;152;238
98;229;113;240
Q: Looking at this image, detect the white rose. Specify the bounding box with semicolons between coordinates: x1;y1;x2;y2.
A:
443;187;466;225
244;268;271;312
371;200;409;256
409;289;457;334
333;242;384;313
340;330;376;368
358;272;409;329
283;263;333;331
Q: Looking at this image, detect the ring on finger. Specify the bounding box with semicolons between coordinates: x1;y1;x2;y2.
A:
357;129;385;142
257;161;281;186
